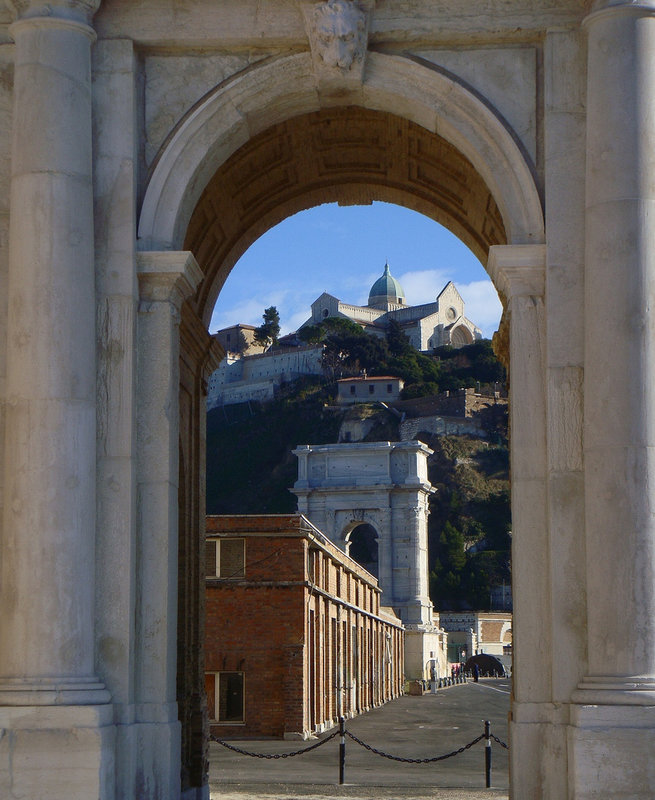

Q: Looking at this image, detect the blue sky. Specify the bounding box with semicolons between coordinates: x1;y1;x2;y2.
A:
209;202;503;340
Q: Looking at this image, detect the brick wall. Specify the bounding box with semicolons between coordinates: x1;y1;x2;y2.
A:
205;514;403;739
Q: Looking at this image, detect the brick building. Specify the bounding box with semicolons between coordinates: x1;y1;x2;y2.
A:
205;514;404;740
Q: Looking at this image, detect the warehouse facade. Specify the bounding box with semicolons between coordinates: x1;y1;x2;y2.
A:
205;514;404;739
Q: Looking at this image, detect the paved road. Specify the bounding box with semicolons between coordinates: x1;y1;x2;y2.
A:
209;678;510;799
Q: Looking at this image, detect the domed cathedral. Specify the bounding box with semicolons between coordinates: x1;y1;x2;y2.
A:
368;261;406;309
305;262;482;351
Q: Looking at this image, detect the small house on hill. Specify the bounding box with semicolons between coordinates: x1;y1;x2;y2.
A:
336;375;404;404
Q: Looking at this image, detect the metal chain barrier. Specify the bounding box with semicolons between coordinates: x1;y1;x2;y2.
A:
345;729;486;763
491;733;509;750
210;728;339;759
211;719;509;786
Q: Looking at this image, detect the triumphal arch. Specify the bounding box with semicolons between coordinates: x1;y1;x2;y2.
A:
293;441;443;681
0;1;653;798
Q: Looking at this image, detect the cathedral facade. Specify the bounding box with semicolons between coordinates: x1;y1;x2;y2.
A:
306;264;482;351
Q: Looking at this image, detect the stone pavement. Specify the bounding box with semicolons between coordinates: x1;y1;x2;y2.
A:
211;785;507;800
209;679;510;800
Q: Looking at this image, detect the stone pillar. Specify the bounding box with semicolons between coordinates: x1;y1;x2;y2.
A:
178;303;222;795
93;37;140;800
135;251;203;798
542;27;588;800
0;2;116;796
570;3;655;796
488;244;549;800
374;507;392;601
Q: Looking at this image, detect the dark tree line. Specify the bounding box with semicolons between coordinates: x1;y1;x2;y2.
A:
299;316;505;399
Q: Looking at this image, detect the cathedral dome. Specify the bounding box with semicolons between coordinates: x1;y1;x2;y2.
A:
368;262;405;308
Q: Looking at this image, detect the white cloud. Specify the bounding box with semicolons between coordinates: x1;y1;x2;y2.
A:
456;280;503;338
397;268;452;306
283;308;313;334
210;289;290;332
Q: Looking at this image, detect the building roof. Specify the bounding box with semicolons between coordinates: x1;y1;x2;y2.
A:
337;375;403;383
368;262;405;306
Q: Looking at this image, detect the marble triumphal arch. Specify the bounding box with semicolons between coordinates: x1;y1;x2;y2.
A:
1;1;654;798
292;441;443;681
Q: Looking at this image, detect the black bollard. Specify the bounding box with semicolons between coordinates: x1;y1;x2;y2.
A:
339;717;346;785
485;720;492;788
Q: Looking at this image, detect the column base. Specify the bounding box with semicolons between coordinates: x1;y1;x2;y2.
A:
0;675;111;706
0;703;115;800
572;674;655;705
134;703;182;799
403;626;444;681
510;701;569;800
569;702;655;800
181;786;209;800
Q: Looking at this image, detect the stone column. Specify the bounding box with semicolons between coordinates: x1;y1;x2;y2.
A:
0;2;115;797
135;252;202;798
0;0;107;704
570;3;655;796
488;245;549;800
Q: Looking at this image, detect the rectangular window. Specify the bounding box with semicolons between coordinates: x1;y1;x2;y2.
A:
387;384;393;393
206;672;245;723
369;384;375;394
206;538;245;579
350;385;356;395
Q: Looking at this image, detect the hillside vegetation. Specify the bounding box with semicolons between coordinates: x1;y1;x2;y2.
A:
206;342;510;610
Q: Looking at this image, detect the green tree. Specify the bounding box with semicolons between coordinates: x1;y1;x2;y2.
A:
253;306;281;349
430;521;467;607
385;319;413;356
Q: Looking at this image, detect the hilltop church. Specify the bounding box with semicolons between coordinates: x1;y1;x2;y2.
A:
304;262;482;352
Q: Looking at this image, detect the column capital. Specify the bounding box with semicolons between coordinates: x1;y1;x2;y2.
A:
6;0;101;24
584;0;655;25
137;251;203;310
487;244;546;299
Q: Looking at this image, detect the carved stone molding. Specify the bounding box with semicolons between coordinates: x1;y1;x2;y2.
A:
487;244;546;299
6;0;101;23
583;0;655;24
299;0;375;89
137;251;203;311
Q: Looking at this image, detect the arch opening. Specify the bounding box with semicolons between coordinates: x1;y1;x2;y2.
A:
145;57;545;792
345;523;379;579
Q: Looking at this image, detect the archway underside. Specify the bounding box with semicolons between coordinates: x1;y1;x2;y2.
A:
183;106;507;324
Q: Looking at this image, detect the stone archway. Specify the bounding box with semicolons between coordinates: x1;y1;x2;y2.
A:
5;3;655;798
450;324;475;347
136;48;548;798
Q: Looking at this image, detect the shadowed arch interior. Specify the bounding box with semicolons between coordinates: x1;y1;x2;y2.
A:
347;524;379;579
183;106;507;323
